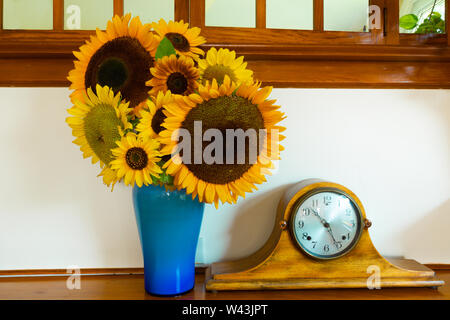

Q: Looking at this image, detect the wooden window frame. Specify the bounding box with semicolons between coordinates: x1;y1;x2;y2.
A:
0;0;449;88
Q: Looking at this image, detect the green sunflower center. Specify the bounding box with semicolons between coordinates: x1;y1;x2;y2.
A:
126;147;149;170
85;37;154;110
167;72;189;95
202;65;237;86
166;33;190;52
151;108;167;135
84;103;122;164
180;96;264;185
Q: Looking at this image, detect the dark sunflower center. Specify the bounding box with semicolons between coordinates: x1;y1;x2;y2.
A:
180;96;265;185
97;58;128;91
126;147;149;170
151;108;167;135
84;103;122;165
84;37;154;109
166;33;190;52
167;72;189;95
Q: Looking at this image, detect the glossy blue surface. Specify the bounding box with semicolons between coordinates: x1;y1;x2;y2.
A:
132;184;205;296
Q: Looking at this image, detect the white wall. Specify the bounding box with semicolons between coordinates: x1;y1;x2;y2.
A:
0;87;448;270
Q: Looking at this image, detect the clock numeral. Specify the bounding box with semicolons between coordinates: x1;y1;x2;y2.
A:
312;199;319;208
302;208;311;216
323;195;332;206
312;241;317;249
302;232;309;240
335;241;343;249
298;220;304;229
323;244;330;252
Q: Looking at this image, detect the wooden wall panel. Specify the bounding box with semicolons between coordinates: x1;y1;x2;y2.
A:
248;60;450;89
2;55;450;89
0;57;74;87
0;0;449;89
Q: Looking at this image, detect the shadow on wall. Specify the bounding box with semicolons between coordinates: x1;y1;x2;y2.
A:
403;199;450;264
221;183;297;261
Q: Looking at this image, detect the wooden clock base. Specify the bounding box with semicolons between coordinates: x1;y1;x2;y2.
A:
205;181;444;291
206;254;443;291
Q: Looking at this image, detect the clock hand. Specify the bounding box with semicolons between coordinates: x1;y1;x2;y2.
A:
309;208;328;226
326;226;339;246
310;207;340;248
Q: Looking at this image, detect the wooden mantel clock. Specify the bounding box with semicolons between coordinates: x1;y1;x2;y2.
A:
206;179;444;291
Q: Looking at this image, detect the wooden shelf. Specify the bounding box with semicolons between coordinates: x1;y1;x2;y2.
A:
0;267;449;300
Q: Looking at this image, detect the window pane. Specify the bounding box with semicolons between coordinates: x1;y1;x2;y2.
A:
399;0;446;34
3;0;53;30
124;0;174;24
324;0;369;32
64;0;113;30
205;0;255;28
267;0;313;30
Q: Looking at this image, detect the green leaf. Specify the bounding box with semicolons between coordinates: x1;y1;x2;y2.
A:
400;14;419;30
150;160;174;186
431;11;442;19
155;37;176;60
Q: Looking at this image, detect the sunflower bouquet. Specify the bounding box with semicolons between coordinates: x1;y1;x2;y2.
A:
66;15;285;208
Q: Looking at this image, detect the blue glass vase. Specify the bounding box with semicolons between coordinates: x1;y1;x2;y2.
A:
132;184;205;296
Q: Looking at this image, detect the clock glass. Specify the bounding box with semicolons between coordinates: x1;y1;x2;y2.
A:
291;189;363;260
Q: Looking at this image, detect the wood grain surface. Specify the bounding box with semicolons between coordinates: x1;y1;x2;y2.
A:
0;270;449;300
1;0;450;88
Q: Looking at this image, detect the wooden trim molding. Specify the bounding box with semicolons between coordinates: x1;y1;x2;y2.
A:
1;32;450;88
0;266;209;277
1;0;450;88
175;0;190;22
0;0;3;32
113;0;124;17
385;0;400;45
53;0;64;31
447;0;450;46
1;45;450;88
313;0;324;32
0;264;447;277
256;0;266;29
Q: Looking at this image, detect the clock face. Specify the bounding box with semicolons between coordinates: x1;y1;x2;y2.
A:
291;190;363;260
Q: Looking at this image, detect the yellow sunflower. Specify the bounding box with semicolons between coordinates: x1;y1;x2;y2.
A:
66;84;132;166
159;76;286;208
152;19;206;58
136;91;174;140
198;47;253;86
67;14;159;116
98;166;120;190
110;133;162;188
147;54;200;97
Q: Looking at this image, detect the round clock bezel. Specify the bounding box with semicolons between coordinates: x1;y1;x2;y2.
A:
289;187;364;260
